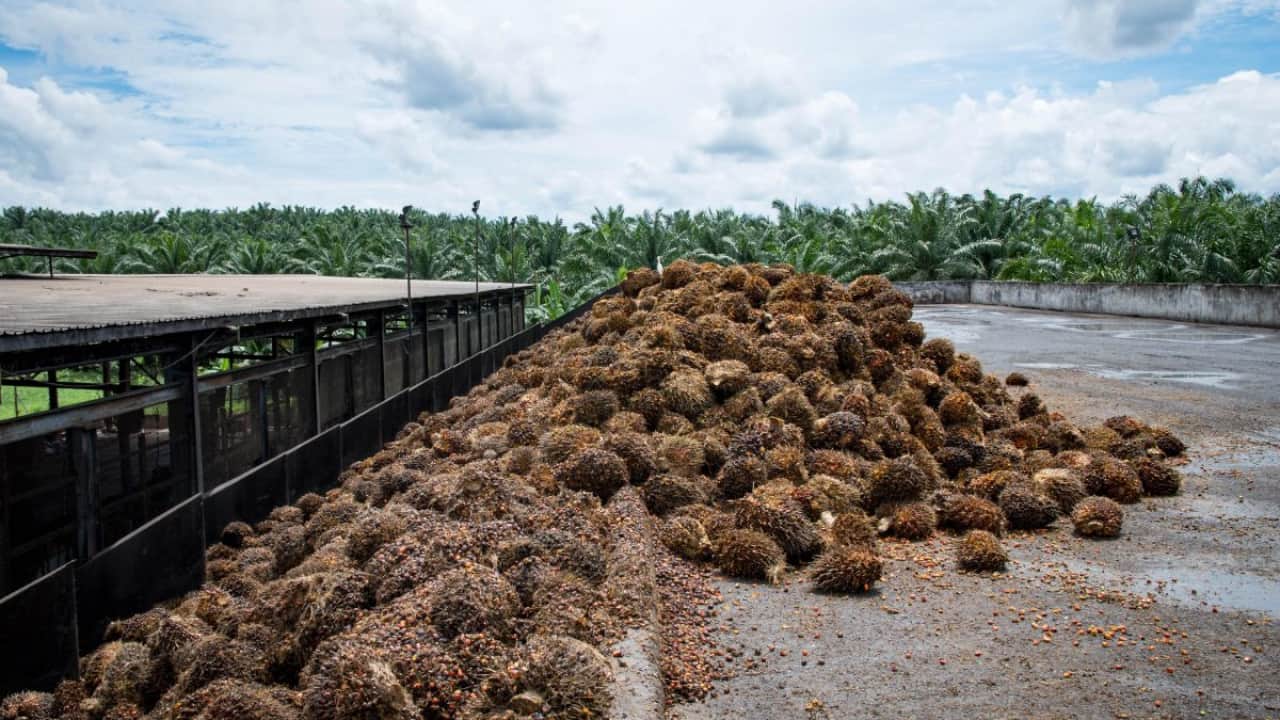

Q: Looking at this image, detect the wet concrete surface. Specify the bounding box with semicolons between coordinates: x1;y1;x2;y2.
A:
670;306;1280;720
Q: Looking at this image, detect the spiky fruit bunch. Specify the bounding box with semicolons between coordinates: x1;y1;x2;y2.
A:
811;412;866;449
705;360;752;397
938;392;982;427
1005;372;1030;387
1033;468;1088;514
717;454;767;499
622;267;660;296
572;390;620;427
429;566;520;640
301;639;417;720
1104;415;1145;438
220;521;254;549
1017;393;1046;420
538;424;601;465
1082;456;1143;504
711;529;786;583
1149;427;1186;457
884;502;937;541
1132;458;1181;496
661;516;711;561
998;483;1060;530
919;338;955;373
166;679;297;720
968;469;1022;500
657;434;706;477
934;446;973;477
936;492;1006;535
1071;496;1124;538
810;546;882;593
956;530;1008;571
602;432;657;485
553;448;628;501
826;511;874;548
867;456;929;506
794;475;863;518
643;474;707;516
662;369;714;418
509;635;614;719
0;691;53;720
766;387;818;432
734;498;821;563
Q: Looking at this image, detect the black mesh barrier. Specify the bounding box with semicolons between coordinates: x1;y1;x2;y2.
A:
0;432;76;596
198;380;267;491
317;354;349;430
408;378;432;420
350;343;382;416
379;392;411;445
383;334;408;396
425;322;455;376
340;407;381;470
285;427;340;500
0;562;77;695
203;455;288;545
98;403;186;548
76;495;204;649
407;332;426;386
265;365;312;461
432;367;454;412
482;309;497;348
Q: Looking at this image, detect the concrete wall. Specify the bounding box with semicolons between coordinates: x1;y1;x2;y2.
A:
895;281;972;305
894;280;1280;328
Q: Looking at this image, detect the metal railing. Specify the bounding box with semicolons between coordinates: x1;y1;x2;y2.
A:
0;286;617;695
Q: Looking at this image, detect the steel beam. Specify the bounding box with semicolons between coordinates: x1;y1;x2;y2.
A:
0;385;183;446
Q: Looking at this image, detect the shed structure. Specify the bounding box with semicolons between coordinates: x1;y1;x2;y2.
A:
0;273;534;693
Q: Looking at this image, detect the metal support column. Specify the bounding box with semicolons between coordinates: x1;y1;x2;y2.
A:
304;323;321;435
71;427;99;559
451;299;462;364
373;311;387;400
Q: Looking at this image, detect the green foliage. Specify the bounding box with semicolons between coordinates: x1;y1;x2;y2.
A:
1;176;1276;323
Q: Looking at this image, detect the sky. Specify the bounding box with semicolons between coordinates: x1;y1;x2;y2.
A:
0;0;1278;217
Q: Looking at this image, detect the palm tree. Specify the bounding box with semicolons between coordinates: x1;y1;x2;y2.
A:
119;230;227;274
869;190;978;279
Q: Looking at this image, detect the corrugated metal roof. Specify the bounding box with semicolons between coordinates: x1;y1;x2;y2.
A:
0;274;530;352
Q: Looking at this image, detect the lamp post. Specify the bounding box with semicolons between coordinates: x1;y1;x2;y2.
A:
1126;226;1141;282
508;217;518;329
472;201;482;351
400;206;413;310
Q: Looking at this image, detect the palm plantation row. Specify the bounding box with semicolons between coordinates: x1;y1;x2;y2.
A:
2;176;1276;319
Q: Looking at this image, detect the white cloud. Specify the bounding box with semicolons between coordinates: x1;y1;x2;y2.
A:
356;1;564;132
0;1;1276;216
1063;0;1200;58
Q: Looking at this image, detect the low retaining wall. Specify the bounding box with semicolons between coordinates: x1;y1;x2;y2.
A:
894;281;972;304
896;281;1280;329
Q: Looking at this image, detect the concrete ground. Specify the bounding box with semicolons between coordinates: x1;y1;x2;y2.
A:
670;305;1280;720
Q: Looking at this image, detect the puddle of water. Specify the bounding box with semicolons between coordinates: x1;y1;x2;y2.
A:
1059;557;1280;615
1087;367;1241;389
916;324;982;344
1114;330;1268;345
1133;565;1280;614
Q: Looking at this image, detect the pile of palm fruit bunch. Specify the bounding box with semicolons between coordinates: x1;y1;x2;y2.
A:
1;261;1188;720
